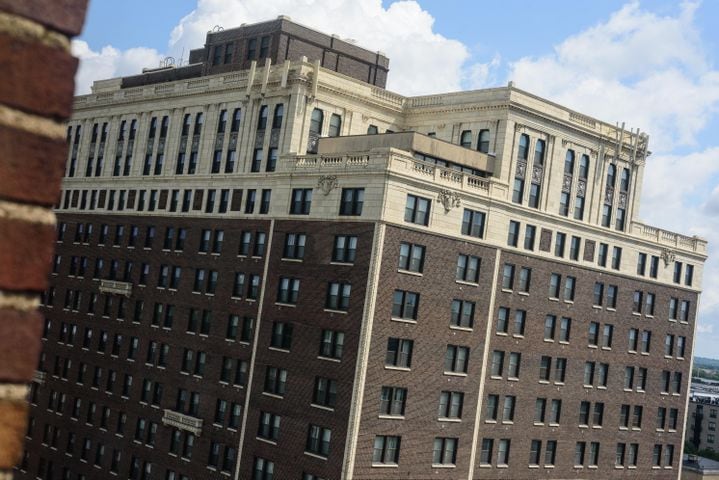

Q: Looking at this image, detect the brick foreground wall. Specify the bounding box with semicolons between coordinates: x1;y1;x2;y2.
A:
0;1;88;478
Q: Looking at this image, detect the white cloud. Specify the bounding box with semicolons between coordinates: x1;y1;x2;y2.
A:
697;323;714;335
507;1;719;152
72;40;163;94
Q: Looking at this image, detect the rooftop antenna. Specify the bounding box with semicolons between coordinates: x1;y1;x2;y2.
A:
210;25;224;33
160;57;175;68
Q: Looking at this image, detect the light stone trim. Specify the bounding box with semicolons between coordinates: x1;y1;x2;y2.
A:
0;291;40;312
340;222;386;480
0;104;66;140
0;199;56;225
467;248;502;480
234;219;275;480
0;384;29;401
0;11;71;51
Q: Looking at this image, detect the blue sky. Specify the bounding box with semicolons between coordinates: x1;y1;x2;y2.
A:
77;1;719;357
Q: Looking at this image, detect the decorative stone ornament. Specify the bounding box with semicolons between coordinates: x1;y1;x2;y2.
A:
438;189;461;213
317;175;338;195
661;249;676;267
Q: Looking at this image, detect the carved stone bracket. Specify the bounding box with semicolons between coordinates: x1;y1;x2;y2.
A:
661;249;676;267
438;189;461;213
531;166;543;185
317;175;338;195
515;161;526;179
618;192;627;209
604;187;614;205
577;179;586;198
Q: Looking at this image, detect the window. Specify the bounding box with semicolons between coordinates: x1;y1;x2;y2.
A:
564;276;576;301
328;113;341;137
444;345;469;373
602;324;614;348
477;129;490;153
386;337;413;368
379;386;406;416
373;436;400;465
283;233;306;260
256;412;281;444
320;330;344;359
332;235;357;263
252;457;274;480
340;188;364;216
404;194;431;225
515;267;531;294
606;285;618;308
554;232;566;257
290;188;313;215
326;282;351;311
264;366;287;396
502;263;515;290
438;391;463;419
450;300;475;328
432;438;457;466
507;221;519;247
398;242;425;273
524;225;536;250
503;395;516;421
597;243;608;267
456;254;480;283
569;236;581;260
461;208;485;237
270;322;292;350
460;130;472;148
392;290;419;320
612;246;622;270
277;277;300;304
548;273;560;298
491;350;504;377
313;377;337;408
306;424;331;457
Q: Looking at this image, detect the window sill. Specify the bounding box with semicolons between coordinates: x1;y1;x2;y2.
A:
261;392;283;400
444;371;468;377
378;414;404;420
318;356;341;363
431;464;456;469
391;317;417;325
371;463;398;468
304;452;328;461
606;307;616;312
324;308;348;315
501;288;513;294
398;269;423;277
517;291;530;297
548;297;559;302
564;300;574;305
592;305;602;310
256;437;277;446
330;261;354;267
456;280;479;287
275;302;296;308
384;365;410;372
311;403;335;412
449;325;473;332
281;258;303;263
268;347;290;353
438;417;461;423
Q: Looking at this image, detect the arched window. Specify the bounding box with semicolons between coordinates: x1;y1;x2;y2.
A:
564;150;575;174
606;164;616;188
257;106;268;130
477;129;490;153
534;140;545;166
620;168;630;192
193;113;204;136
460;130;472;148
328;114;342;137
272;104;284;129
579;155;589;179
310;108;324;135
518;134;529;160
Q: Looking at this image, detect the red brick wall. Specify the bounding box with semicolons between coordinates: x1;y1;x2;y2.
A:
0;0;88;475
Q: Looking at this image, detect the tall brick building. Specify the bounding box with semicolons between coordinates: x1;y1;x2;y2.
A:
18;16;706;480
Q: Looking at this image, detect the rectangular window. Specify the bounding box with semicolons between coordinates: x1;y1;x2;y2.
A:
277;277;300;304
438;391;463;419
332;235;357;263
290;188;313;215
507;221;519;247
432;437;458;466
450;299;475;328
524;225;536;250
372;436;400;465
325;282;351;311
392;290;419;320
398;242;425;273
386;338;413;368
339;188;364;216
283;233;307;260
444;345;470;374
457;254;480;283
379;386;406;416
320;330;344;360
461;208;486;238
404;194;431;226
